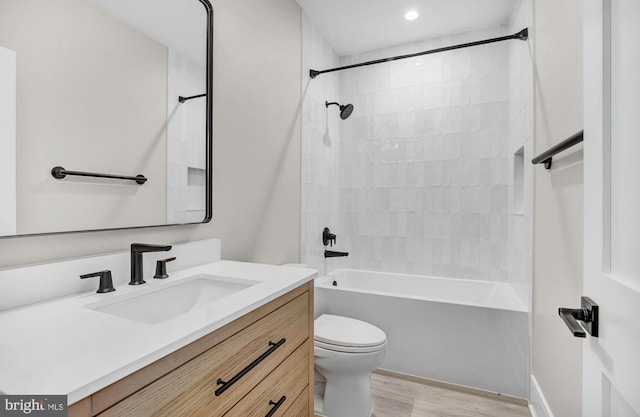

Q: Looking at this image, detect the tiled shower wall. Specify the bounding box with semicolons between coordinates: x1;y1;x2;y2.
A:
302;8;533;286
337;27;511;280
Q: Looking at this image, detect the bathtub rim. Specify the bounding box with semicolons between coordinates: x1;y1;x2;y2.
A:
316;268;528;313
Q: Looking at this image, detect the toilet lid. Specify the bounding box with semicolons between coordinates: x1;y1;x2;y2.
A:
314;314;387;348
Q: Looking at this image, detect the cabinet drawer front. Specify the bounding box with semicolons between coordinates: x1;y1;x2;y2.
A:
281;386;309;417
224;340;309;417
99;292;309;417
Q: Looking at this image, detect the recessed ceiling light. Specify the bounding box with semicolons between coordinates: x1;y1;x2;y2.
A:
404;10;419;21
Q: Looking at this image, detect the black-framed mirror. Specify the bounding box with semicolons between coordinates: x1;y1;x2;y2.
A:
0;0;213;238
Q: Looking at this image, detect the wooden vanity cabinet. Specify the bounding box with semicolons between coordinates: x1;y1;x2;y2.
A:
68;281;314;417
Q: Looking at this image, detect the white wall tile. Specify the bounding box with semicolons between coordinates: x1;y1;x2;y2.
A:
301;19;532;285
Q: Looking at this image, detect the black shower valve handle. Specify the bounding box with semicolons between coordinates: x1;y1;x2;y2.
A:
322;227;337;247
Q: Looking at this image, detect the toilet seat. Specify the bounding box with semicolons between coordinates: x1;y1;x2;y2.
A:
315;314;387;353
315;339;387;353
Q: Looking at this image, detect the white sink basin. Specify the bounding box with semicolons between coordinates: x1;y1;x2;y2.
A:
85;274;258;325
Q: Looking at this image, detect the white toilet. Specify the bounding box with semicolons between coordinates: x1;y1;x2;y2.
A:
314;314;387;417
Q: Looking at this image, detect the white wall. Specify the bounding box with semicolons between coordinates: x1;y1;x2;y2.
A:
0;47;16;236
0;0;302;268
210;0;301;264
531;0;584;415
300;13;341;275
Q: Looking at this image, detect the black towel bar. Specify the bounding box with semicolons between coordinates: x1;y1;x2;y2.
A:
51;166;147;184
532;130;583;169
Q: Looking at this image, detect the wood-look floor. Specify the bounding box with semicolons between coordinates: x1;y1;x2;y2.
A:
370;373;531;417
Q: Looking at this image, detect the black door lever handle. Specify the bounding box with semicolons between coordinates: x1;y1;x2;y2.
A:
558;308;587;337
558;297;599;338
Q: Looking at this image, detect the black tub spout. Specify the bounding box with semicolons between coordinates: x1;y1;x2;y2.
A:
324;250;349;258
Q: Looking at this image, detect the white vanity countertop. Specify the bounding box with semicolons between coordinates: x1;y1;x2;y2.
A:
0;260;316;404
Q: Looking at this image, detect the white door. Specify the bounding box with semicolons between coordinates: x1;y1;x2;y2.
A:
583;0;640;415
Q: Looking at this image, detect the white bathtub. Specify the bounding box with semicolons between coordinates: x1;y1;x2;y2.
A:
315;269;529;398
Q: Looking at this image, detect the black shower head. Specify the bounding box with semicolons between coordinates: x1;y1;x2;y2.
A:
326;101;354;120
340;103;354;119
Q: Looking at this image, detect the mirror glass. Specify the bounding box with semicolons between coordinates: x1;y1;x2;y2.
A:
0;0;212;237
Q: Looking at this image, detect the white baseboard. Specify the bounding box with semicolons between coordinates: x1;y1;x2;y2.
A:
529;375;555;417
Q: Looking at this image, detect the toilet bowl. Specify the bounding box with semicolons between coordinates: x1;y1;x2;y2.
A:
314;314;387;417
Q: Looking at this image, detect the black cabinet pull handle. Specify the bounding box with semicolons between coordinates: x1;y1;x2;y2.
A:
215;338;286;396
265;396;286;417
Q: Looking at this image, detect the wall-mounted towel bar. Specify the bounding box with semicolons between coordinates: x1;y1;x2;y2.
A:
178;93;206;103
51;166;147;184
532;130;583;169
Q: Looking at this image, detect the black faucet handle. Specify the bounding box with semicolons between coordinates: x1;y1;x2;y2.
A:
80;270;116;293
322;227;337;247
154;257;177;279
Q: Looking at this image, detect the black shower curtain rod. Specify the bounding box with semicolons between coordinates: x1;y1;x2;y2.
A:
309;28;528;79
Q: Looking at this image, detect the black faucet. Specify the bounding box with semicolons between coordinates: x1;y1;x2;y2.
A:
130;243;172;285
324;250;349;258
